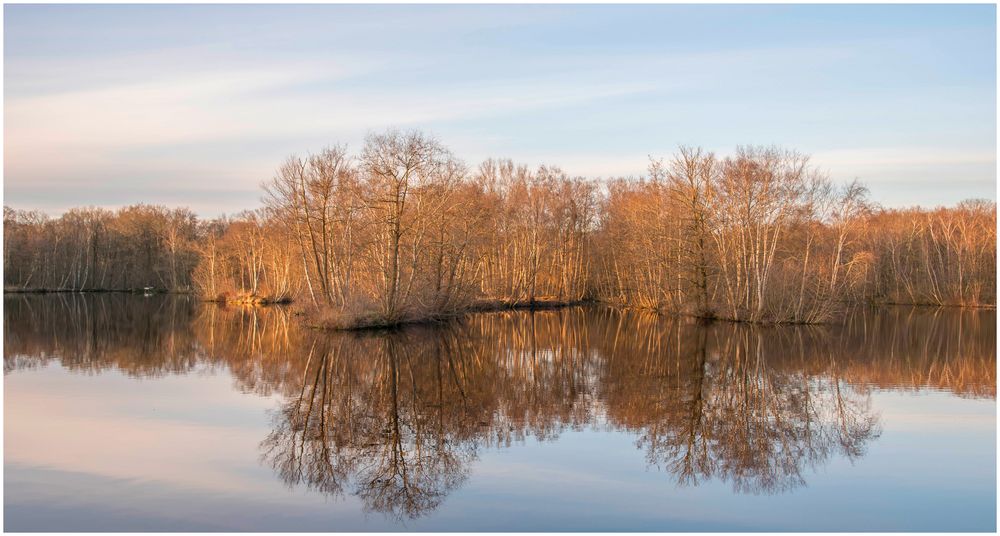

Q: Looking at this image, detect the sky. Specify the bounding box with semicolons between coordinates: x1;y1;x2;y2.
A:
4;4;997;217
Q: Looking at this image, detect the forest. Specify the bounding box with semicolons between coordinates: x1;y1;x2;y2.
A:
4;130;996;326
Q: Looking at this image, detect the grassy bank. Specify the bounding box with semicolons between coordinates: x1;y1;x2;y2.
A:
302;297;592;331
201;293;293;306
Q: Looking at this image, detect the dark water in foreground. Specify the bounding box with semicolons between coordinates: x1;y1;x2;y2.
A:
3;295;996;531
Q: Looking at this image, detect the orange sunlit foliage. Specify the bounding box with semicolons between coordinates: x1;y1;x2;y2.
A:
4;134;995;325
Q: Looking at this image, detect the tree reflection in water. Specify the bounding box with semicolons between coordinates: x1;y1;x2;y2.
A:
260;334;477;518
597;312;880;493
5;295;996;517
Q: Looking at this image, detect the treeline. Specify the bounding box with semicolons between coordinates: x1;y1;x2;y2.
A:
4;130;995;325
4;205;199;291
251;133;596;327
594;147;996;321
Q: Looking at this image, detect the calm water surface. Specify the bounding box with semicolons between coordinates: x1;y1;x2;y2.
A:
4;295;996;531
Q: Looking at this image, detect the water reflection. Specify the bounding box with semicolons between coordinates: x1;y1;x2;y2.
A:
602;323;881;494
4;295;996;518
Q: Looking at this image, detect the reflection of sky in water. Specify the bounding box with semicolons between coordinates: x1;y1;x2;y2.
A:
5;366;995;531
3;297;997;531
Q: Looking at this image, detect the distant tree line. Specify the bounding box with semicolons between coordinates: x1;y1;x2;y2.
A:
4;130;996;325
4;204;199;292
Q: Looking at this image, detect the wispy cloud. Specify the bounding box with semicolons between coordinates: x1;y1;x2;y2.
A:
812;147;996;170
4;4;994;214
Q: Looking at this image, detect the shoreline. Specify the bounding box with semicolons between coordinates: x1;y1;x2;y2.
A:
6;290;994;329
3;288;188;295
304;298;594;332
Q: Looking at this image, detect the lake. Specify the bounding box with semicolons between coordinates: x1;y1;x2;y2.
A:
3;294;996;531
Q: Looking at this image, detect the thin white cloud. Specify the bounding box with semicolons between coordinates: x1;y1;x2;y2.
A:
4;5;993;215
812;147;996;170
5;56;656;206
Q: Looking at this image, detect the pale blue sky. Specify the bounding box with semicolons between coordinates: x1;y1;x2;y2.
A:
4;4;996;216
